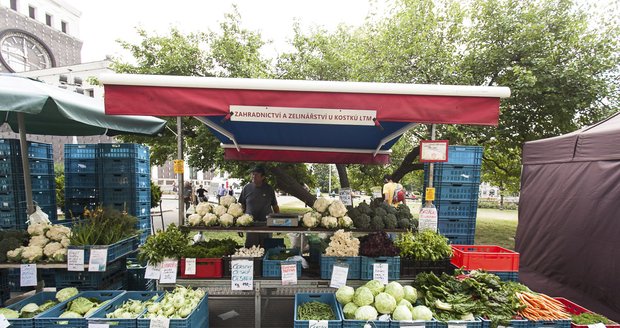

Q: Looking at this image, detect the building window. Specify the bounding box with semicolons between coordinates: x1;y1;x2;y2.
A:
10;0;17;11
61;21;68;33
45;14;52;26
28;5;35;19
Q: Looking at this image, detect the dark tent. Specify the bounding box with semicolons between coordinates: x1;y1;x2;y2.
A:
517;112;620;321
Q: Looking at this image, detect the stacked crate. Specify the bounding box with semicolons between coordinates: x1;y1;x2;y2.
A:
424;145;482;245
98;143;151;244
0;139;56;229
64;144;99;218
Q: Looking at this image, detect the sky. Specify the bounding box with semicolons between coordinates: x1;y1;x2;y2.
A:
62;0;385;63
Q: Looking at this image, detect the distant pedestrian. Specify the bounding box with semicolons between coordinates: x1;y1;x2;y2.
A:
183;181;193;210
172;181;178;192
217;183;227;202
228;187;234;196
196;185;207;203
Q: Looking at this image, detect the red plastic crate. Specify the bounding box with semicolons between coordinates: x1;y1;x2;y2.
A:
451;245;519;271
556;297;620;328
179;258;223;278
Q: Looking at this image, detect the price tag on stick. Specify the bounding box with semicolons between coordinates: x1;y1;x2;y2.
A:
373;263;388;285
329;263;349;288
231;259;254;291
144;264;161;280
67;248;84;272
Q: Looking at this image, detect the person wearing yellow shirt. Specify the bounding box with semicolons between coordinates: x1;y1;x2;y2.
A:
383;175;397;206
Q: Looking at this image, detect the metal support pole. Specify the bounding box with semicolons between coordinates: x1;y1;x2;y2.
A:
177;117;184;227
426;124;437;208
17;113;35;215
255;281;261;328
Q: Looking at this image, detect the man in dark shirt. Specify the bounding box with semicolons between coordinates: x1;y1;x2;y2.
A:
239;165;279;248
196;185;207;203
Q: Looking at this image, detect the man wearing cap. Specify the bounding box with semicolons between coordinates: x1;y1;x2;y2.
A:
239;165;280;248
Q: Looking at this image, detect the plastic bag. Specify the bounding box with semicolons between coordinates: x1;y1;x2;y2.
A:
28;205;51;225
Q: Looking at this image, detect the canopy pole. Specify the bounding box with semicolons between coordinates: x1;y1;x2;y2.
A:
17;113;35;215
428;124;436;188
177;117;184;227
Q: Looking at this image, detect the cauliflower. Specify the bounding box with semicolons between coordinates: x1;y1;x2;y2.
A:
187;214;203;226
60;237;70;248
325;230;360;257
213;205;228;216
328;200;348;218
21;246;44;263
302;211;321;228
45;225;71;241
218;213;235;227
52;248;67;262
27;223;50;236
338;216;354;228
195;203;212;216
227;203;244;218
7;246;24;262
321;216;339;229
313;198;332;213
235;214;254;227
219;195;237;207
202;213;218;226
29;235;49;248
43;242;63;258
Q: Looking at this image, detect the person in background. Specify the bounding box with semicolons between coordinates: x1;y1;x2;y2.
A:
217;183;227;202
383;174;397;206
196;185;207;203
228;187;234;196
183;181;193;210
239;165;279;248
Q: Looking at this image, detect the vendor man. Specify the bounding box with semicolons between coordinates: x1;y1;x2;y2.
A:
239;165;279;248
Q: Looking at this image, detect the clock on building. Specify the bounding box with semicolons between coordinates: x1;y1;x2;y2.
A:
0;30;54;73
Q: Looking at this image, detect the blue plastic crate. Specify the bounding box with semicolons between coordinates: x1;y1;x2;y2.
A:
27;142;53;160
99;143;149;160
101;173;150;189
99;158;150;175
101;188;150;204
528;320;571;328
436;319;482;328
6;292;66;328
433;183;480;201
390;319;437;328
445;145;483;165
438;218;476;235
137;293;208;328
29;175;56;190
64;198;99;217
126;260;155;291
104;201;151;218
54;260;127;290
88;291;162;328
65;187;98;200
68;235;139;263
443;233;475;245
0;158;19;176
64;144;98;159
425;164;481;184
263;248;302;278
435;201;478;220
294;293;342;328
137;218;152;234
0;208;26;229
0;139;19;157
139;231;150;245
35;291;125;328
28;159;54;175
5;269;55;292
466;270;519;282
65;159;98;174
65;173;98;189
32;190;56;207
480;318;528;328
360;256;401;280
320;255;361;280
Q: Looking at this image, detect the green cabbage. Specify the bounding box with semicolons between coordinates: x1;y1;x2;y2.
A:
392;305;413;321
336;286;355;304
353;287;374;307
0;308;19;319
354;305;378;321
20;303;39;313
56;287;78;302
364;280;384;296
342;303;358;319
374;292;396;314
411;305;433;321
398;299;414;314
403;285;418;303
68;297;94;315
384;281;405;302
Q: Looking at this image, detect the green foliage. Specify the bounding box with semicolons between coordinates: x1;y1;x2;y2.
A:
150;181;162;209
182;238;239;258
55;167;65;212
70;207;139;246
138;224;189;265
478;201;518;210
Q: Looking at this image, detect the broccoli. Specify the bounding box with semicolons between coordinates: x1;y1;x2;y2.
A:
348;207;361;220
397;203;411;214
384;214;398;229
386;206;397;215
0;237;23;262
352;213;371;229
373;207;388;217
398;218;413;230
370;216;385;230
357;202;373;215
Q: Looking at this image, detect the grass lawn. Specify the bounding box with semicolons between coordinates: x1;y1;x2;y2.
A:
475;208;518;250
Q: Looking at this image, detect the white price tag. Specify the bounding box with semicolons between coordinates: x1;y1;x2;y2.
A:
281;263;297;285
419;206;438;232
448;324;467;328
184;258;196;275
329;263;349;288
339;188;352;206
88;324;110;328
309;320;329;328
144;264;161;280
373;263;388;285
88;247;108;272
20;264;37;287
159;260;178;284
588;324;607;328
0;314;10;328
231;259;254;291
67;248;84;271
149;318;170;328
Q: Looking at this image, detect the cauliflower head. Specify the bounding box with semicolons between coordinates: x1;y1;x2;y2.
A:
302;211;321;228
235;214;254;227
202;213;218;226
338;216;354;228
227;203;244;218
43;242;63;258
321;216;339;229
29;235;50;248
196;203;212;216
328;200;348;218
325;230;359;256
313;198;332;213
187;214;203;226
27;223;50;236
213;205;228;216
45;225;71;241
60;237;70;248
52;248;67;262
218;213;235;227
6;246;24;262
219;195;237;207
21;246;44;263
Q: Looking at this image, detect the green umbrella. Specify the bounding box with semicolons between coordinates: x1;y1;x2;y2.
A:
0;74;166;215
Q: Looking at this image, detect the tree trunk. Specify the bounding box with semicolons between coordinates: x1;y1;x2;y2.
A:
391;145;425;182
336;164;350;188
499;181;505;210
271;165;316;207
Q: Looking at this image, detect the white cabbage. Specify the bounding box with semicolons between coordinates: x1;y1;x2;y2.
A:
328;200;347;217
227;203;244;217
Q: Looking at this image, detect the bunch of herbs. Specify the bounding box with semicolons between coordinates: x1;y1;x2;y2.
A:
138;224;189;265
182;238;240;258
70;207;138;246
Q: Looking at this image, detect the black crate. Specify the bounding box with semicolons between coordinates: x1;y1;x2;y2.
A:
400;258;452;278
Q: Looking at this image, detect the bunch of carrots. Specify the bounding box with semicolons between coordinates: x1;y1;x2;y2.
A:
516;291;571;321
